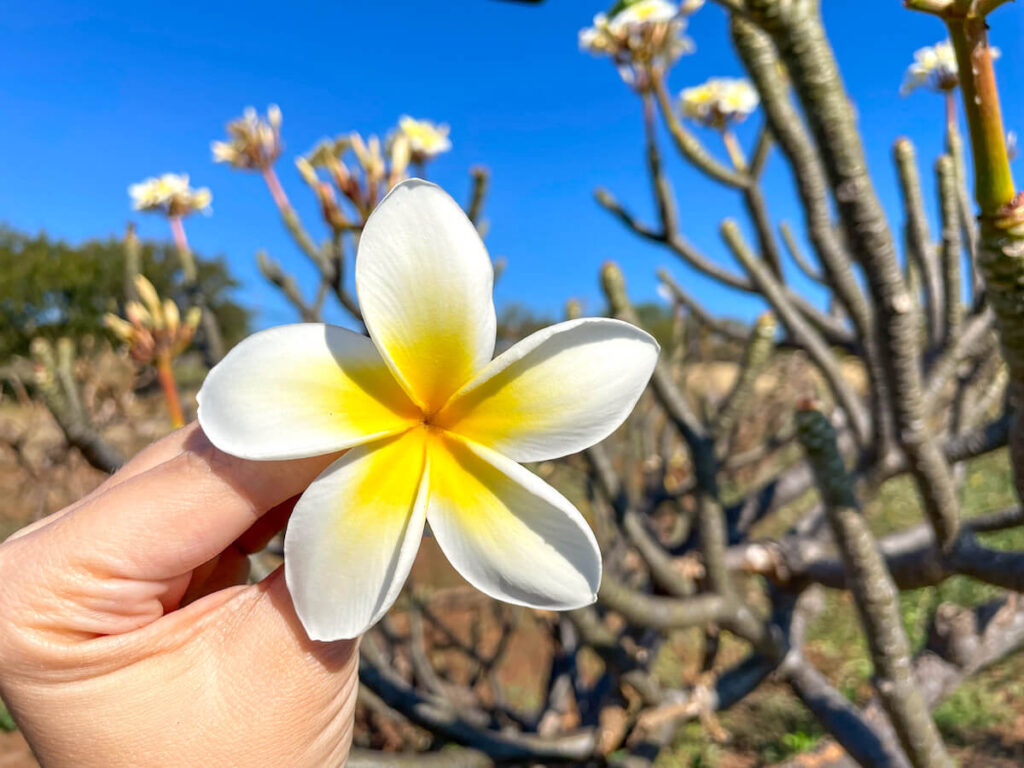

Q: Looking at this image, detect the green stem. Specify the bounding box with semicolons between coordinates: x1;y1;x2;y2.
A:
946;18;1014;216
942;6;1024;507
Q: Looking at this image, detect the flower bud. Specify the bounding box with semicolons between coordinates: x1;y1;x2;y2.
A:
104;314;136;343
295;156;320;187
135;275;164;328
184;306;202;333
125;301;151;328
163;298;180;338
211;105;283;170
389;133;411;185
267;103;282;130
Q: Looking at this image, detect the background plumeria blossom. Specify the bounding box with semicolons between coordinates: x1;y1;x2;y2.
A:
578;0;699;86
211;105;283;170
679;77;759;128
394;116;451;162
128;173;212;216
900;39;1001;95
197;179;659;641
578;0;681;52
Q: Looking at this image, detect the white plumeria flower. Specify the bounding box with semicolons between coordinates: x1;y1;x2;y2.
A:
901;40;959;94
578;15;614;54
578;0;694;78
396;116;452;160
129;173;188;209
680;77;759;128
129;173;212;216
609;0;678;31
211;105;283;170
198;180;658;641
901;39;1001;95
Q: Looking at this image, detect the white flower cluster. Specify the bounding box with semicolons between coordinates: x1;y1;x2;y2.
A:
901;41;959;94
579;0;699;84
128;173;211;216
579;0;678;52
901;39;999;95
679;77;759;128
294;116;453;217
393;116;451;161
211;105;283;170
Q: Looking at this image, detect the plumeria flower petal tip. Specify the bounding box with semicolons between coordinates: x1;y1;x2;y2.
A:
197;179;659;641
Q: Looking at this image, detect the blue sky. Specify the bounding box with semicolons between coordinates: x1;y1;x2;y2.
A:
1;1;1021;330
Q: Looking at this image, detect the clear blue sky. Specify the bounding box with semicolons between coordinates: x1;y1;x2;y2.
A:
2;1;1021;330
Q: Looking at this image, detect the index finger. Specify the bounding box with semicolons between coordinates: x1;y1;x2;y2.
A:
53;427;338;583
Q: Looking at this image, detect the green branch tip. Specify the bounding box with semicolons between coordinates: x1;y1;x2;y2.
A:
600;260;627;302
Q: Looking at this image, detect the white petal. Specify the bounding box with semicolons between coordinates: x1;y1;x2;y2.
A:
355;179;496;412
198;324;419;461
284;429;428;641
436;318;659;462
425;433;600;610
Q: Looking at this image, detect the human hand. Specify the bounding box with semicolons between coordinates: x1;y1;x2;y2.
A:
0;424;358;767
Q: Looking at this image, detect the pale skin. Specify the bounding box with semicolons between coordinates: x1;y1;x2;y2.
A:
0;423;358;767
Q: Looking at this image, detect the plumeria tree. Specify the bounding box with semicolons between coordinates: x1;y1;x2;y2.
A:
206;1;1022;766
574;0;1020;766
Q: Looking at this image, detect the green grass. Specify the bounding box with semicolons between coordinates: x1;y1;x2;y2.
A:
653;688;825;767
722;692;823;763
934;677;1008;744
654;722;723;768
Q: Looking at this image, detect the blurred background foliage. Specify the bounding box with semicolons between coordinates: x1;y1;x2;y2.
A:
0;225;249;359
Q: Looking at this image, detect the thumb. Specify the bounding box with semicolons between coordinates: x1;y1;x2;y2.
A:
4;566;359;768
189;568;359;766
0;426;337;641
